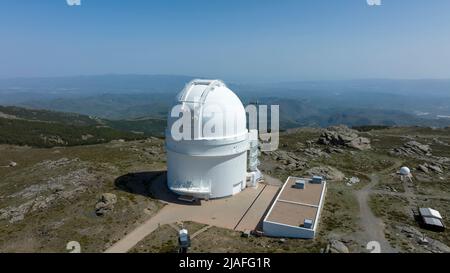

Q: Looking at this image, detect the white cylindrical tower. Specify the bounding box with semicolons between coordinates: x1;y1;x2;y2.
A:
166;79;249;199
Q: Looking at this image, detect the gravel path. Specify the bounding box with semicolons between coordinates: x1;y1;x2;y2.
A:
354;174;397;253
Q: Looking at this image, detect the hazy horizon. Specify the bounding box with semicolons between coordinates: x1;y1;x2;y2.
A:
1;74;450;85
1;0;449;82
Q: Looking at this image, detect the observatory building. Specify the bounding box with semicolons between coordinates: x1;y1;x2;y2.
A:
399;166;413;182
165;79;262;199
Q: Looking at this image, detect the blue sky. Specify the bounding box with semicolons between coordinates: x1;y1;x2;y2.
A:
0;0;449;82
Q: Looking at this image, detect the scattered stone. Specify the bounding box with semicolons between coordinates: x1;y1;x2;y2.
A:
39;134;67;145
81;134;94;141
350;177;360;183
345;177;360;186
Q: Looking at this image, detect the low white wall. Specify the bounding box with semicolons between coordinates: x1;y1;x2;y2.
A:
262;221;315;239
262;179;327;239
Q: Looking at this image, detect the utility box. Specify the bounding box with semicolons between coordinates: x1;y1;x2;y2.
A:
303;219;313;229
311;176;323;184
295;179;306;189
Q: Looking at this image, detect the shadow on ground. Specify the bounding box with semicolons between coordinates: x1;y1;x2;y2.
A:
114;170;201;205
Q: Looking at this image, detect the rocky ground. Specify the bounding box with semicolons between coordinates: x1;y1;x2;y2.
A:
256;125;450;253
0;138;165;252
1;126;449;253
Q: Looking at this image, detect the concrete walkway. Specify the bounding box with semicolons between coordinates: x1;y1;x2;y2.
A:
105;175;280;253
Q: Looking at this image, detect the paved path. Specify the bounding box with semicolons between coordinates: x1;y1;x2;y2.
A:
105;175;280;253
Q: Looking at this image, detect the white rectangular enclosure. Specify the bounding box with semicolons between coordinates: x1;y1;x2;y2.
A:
263;176;327;239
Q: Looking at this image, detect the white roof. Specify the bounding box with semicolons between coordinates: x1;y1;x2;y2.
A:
419;208;442;219
400;166;411;175
423;217;444;227
168;79;247;140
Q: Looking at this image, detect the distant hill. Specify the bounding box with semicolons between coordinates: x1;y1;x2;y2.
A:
0;105;165;147
241;97;450;129
21;93;173;120
0;74;194;105
0;74;195;94
2;75;450;129
0;105;101;126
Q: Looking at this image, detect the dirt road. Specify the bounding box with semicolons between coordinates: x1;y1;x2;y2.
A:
354;174;396;253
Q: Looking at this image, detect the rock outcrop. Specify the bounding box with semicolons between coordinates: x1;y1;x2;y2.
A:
417;163;444;174
270;150;308;172
326;239;349;253
396;225;450;253
303;147;330;158
95;193;117;216
391;141;432;157
0;166;92;223
318;125;371;151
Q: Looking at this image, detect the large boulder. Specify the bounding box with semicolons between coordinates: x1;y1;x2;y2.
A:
327;239;349;253
391;141;432;157
318;125;371;151
348;137;371;151
95;193;117;216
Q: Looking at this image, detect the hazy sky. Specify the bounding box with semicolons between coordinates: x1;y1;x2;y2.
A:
1;0;449;82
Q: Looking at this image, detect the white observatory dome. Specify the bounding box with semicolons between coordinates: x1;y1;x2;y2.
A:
400;166;411;176
166;79;253;199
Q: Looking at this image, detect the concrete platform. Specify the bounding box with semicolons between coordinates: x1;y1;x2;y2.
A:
106;173;280;253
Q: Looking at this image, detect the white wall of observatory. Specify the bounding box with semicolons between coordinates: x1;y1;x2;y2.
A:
167;150;247;198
